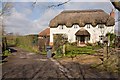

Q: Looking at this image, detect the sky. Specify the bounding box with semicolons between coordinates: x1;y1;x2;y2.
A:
1;0;119;35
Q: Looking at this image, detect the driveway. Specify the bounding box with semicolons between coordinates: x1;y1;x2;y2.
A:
2;47;73;80
1;47;119;80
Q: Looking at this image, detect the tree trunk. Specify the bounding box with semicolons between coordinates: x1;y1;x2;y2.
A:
2;37;7;52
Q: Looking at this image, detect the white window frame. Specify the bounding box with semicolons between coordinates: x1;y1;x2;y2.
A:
59;25;64;29
99;35;104;40
87;24;90;28
74;25;78;29
98;24;104;28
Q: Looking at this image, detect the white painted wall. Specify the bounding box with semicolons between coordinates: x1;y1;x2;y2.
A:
50;24;114;44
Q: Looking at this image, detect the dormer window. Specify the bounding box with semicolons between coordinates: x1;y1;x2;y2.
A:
98;24;104;28
87;24;90;28
59;25;64;29
74;25;78;29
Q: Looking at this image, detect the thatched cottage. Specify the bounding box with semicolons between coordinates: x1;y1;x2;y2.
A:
49;9;115;46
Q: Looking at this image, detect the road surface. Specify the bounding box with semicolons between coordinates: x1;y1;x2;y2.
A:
1;47;119;80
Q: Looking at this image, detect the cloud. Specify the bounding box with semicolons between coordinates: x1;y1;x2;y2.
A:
64;2;82;10
4;6;62;35
64;2;114;13
34;8;62;32
4;8;38;35
3;2;117;35
3;0;110;2
22;8;32;15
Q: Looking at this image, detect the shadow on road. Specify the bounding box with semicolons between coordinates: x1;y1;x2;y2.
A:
2;56;7;60
61;61;118;79
1;47;17;62
2;60;8;63
7;47;17;53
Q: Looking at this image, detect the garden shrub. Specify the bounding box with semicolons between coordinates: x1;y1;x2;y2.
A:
86;42;92;46
66;44;95;56
70;42;77;46
3;50;11;56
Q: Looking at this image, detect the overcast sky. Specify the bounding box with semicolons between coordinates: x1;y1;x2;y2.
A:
1;0;119;35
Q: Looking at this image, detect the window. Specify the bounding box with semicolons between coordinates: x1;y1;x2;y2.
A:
87;24;90;28
98;24;104;28
59;25;64;29
99;35;104;40
74;25;78;29
87;36;90;41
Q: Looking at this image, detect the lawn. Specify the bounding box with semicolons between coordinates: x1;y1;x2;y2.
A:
54;44;96;58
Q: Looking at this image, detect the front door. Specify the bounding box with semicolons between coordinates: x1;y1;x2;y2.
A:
80;36;85;44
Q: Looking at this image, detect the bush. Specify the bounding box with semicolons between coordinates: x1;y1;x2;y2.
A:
16;35;39;53
86;43;92;46
66;44;95;56
3;50;11;56
70;42;77;46
53;46;64;58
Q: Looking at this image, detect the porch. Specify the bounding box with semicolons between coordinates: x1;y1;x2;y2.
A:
75;29;90;46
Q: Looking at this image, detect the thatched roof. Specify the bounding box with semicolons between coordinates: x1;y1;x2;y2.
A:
39;28;50;37
49;9;115;28
75;29;90;36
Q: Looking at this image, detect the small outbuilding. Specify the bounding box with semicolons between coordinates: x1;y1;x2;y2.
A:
38;27;50;51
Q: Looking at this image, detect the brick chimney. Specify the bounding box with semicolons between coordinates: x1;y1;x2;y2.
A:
110;9;115;18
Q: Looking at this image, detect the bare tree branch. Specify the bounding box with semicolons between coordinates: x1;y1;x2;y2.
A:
110;0;120;11
0;2;13;36
48;0;71;8
0;2;13;16
31;0;71;9
32;0;37;8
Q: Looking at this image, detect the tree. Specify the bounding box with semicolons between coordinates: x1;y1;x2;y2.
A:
0;2;13;16
0;2;13;52
0;2;13;35
110;0;120;11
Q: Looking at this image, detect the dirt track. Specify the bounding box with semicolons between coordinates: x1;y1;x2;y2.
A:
1;47;119;80
2;47;69;80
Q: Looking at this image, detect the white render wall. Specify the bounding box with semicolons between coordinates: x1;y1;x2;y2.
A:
50;24;114;43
